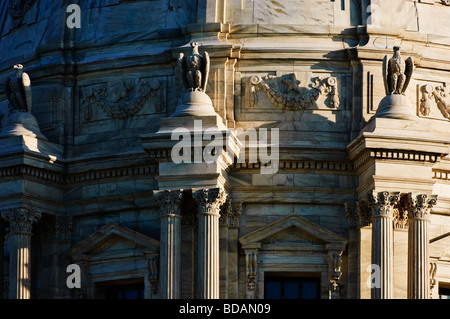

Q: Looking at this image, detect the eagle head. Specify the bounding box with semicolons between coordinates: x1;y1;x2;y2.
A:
14;64;23;77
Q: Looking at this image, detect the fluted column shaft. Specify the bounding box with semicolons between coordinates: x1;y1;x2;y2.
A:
368;191;399;299
154;190;182;299
193;188;226;299
1;208;41;299
406;194;437;299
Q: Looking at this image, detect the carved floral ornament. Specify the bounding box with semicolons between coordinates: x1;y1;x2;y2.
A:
248;73;339;111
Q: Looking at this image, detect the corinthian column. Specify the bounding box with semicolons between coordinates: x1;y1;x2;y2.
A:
406;193;437;299
1;207;41;299
368;191;399;299
193;188;227;299
154;189;183;299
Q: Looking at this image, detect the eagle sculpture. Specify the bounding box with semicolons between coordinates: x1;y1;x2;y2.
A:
382;46;414;95
5;64;32;114
178;42;210;92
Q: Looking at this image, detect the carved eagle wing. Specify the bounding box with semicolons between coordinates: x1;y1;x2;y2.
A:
22;71;32;112
402;56;414;94
201;51;210;92
177;52;188;91
382;54;390;95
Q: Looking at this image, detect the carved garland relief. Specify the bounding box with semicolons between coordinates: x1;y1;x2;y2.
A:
247;72;340;111
81;78;164;122
419;83;450;120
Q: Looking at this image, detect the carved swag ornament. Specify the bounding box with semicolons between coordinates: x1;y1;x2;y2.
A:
420;84;450;120
249;73;339;111
81;79;162;121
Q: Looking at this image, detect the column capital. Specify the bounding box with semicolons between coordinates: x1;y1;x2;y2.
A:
1;207;41;233
154;189;183;217
193;188;227;216
368;191;400;219
406;193;437;221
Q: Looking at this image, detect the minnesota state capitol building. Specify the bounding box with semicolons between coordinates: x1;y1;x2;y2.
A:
0;0;449;299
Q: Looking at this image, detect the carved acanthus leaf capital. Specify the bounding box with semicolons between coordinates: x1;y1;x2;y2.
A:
368;191;400;219
406;193;437;221
154;189;183;217
1;207;41;233
193;188;227;216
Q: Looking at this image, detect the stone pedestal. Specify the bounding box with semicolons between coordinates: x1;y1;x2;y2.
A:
154;189;183;299
406;193;437;299
374;94;418;121
170;90;218;117
1;207;41;299
193;188;227;299
368;191;399;299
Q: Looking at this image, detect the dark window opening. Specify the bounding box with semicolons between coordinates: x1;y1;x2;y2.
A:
104;282;145;299
264;273;320;299
439;286;450;299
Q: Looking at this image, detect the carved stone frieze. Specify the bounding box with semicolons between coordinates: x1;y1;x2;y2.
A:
248;73;339;111
81;78;164;121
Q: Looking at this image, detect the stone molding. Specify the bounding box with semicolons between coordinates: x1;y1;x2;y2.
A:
233;160;354;172
354;149;439;171
0;164;158;186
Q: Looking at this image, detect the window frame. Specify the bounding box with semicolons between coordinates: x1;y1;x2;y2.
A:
264;273;321;299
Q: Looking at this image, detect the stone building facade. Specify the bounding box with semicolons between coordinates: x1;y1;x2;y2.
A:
0;0;449;299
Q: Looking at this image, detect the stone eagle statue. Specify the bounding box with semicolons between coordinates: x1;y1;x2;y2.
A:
4;64;32;113
382;46;414;95
177;42;210;92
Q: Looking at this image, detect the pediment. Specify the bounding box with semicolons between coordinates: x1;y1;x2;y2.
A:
69;223;159;259
239;215;347;251
430;232;450;261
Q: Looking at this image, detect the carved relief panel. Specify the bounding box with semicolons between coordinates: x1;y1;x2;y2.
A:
417;80;450;121
241;71;341;114
78;77;166;134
